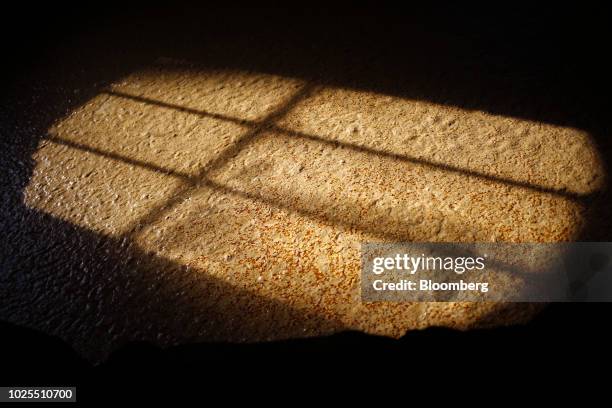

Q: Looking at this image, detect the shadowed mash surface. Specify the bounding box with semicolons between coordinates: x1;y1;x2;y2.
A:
2;8;610;361
24;60;604;347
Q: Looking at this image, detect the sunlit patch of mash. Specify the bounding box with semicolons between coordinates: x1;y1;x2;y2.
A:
23;64;606;338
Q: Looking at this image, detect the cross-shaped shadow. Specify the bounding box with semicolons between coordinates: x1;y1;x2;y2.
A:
46;82;594;244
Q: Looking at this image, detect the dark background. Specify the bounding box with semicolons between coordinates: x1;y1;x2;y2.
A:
1;2;611;400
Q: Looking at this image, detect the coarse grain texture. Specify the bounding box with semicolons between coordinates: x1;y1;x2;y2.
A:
18;61;604;357
3;8;610;362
